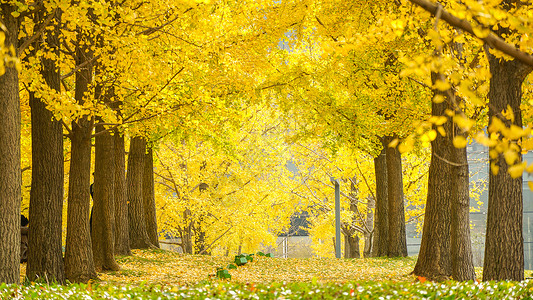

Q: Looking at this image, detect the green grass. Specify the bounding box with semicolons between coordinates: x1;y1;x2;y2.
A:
3;280;533;299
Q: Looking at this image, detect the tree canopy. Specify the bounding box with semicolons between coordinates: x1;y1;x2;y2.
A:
1;0;533;284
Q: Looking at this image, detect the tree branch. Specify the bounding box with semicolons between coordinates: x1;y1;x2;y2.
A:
18;9;57;56
60;54;102;80
407;0;533;67
121;66;185;124
197;226;233;255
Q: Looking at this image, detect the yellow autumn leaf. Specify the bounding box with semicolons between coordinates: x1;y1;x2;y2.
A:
433;80;451;92
472;26;491;38
427;130;437;141
453;136;467;148
507;125;528;140
523;136;533;152
491;162;500;175
503;150;518;165
489;149;500;159
474;132;497;147
388;138;399;148
420;133;431;143
508;162;526;179
488;117;506;133
437;126;446;137
529;181;533;190
453;115;475;131
432;95;445;104
429;116;447;126
502;105;515;123
445;109;455;117
391;19;405;36
398;137;415;153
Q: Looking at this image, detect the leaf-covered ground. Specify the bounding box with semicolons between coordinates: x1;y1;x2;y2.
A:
96;249;416;285
21;249;489;285
13;249;533;299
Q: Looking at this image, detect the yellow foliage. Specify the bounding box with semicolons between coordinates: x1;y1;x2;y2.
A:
472;26;491;38
508;162;527;179
433;80;451;92
453;136;467;148
290;141;429;258
504;149;519;165
491;162;500;176
155;104;296;254
437;126;446;137
453;115;475;132
10;0;533;262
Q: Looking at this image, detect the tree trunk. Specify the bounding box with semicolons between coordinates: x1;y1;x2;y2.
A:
194;219;209;255
92;126;120;271
64;36;97;283
181;209;194;254
344;234;360;259
64;118;97;282
143;147;159;248
127;136;153;249
450;141;476;281
364;195;374;258
114;131;131;255
0;3;21;284
27;8;65;283
344;176;360;259
482;54;531;281
413;73;452;281
372;141;388;257
385;135;407;257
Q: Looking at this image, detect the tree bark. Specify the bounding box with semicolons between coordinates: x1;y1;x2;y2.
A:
450;142;476;281
344;234;360;259
92;125;120;271
364;195;374;258
114;131;131;255
143;147;159;248
343;176;360;259
372;141;388;257
27;8;65;284
64;118;97;282
127;136;154;249
482;53;531;281
64;35;97;283
385;135;407;257
0;3;21;284
181;209;194;254
194;217;209;255
413;73;452;281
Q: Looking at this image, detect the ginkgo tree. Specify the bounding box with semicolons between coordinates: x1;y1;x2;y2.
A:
4;0;533;287
397;0;533;281
288;140;429;259
0;3;22;284
14;0;302;283
2;0;285;283
154;103;298;255
260;0;432;259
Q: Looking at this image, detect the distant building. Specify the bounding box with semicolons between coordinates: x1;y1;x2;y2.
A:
263;211;313;258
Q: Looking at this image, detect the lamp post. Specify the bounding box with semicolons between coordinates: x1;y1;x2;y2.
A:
330;177;341;259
